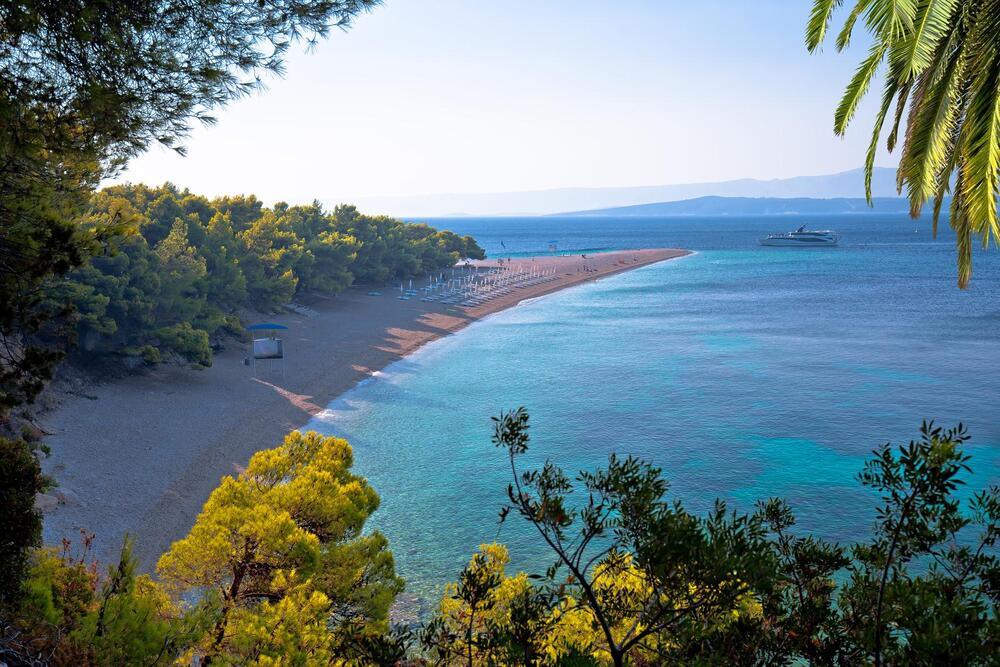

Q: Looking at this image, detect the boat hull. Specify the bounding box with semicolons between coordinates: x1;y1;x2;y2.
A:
759;237;838;247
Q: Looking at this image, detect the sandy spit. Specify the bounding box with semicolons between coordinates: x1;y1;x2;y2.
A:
40;248;689;569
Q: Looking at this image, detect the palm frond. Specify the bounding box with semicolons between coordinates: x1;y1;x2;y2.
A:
837;0;874;51
926;22;969;238
957;2;1000;254
809;0;999;287
899;38;965;214
932;185;947;236
836;42;889;135
865;78;903;202
950;169;971;287
931;130;959;237
896;0;959;80
807;0;846;51
887;81;912;153
865;0;918;41
958;58;1000;250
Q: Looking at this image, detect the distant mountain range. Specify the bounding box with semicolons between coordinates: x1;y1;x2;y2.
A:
558;196;922;217
353;167;903;217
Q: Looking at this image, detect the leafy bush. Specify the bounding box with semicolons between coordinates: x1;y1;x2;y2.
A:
156;430;404;664
8;535;208;666
0;437;44;608
419;413;1000;666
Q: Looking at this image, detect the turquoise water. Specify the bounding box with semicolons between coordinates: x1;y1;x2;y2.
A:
305;215;1000;604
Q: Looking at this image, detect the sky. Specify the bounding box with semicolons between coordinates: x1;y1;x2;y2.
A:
113;0;895;208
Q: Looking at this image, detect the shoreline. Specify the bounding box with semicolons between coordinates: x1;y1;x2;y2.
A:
40;248;689;570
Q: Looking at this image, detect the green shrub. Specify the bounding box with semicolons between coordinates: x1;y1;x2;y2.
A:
0;437;44;608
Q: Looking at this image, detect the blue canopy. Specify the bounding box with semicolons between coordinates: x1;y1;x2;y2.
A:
246;323;289;331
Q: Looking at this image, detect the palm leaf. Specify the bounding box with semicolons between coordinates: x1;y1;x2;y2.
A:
932;186;946;236
887;81;912;153
957;4;1000;255
899;37;965;214
808;0;999;286
835;42;889;135
837;0;874;51
931;129;959;237
898;79;928;192
902;10;968;222
865;78;902;202
950;168;971;287
958;58;1000;250
896;0;959;80
865;0;918;41
807;0;846;52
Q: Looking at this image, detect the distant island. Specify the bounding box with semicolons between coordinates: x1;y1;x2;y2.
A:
556;196;927;217
358;167;907;217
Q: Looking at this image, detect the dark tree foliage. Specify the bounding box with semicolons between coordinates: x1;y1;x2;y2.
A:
0;437;44;608
341;623;417;666
757;421;1000;666
48;184;484;369
2;0;380;640
0;0;380;415
3;534;213;666
0;167;107;416
2;0;381;166
714;421;999;665
482;408;777;667
421;554;563;667
415;412;1000;666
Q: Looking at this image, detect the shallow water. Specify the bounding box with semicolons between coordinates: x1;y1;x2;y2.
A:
305;215;1000;603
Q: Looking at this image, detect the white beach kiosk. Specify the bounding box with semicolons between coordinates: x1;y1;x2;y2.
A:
247;322;287;377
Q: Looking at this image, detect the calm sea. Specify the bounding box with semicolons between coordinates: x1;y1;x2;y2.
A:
305;215;1000;605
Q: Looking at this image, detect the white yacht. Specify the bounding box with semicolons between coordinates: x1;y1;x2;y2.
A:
760;225;839;247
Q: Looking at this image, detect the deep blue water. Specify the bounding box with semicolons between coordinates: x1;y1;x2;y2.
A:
305;215;1000;604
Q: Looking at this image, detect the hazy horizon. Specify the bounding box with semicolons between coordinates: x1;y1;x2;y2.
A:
347;166;906;217
111;165;907;217
111;0;899;212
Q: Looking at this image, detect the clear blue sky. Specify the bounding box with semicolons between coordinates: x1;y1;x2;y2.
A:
114;0;893;205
